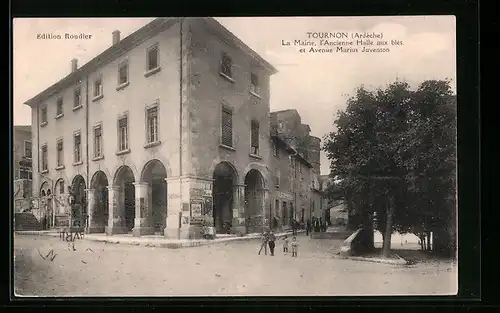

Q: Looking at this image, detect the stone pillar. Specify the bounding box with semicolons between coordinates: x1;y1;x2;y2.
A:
85;188;97;233
232;184;247;234
105;185;126;235
132;182;154;236
164;177;182;239
262;188;270;231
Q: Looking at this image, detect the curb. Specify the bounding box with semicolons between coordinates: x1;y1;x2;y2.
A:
15;231;60;237
16;230;305;249
333;253;408;265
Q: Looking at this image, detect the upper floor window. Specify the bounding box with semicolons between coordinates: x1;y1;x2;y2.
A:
56;97;64;116
250;73;260;95
250;120;260;155
74;86;82;108
94;78;103;98
41;144;48;171
221;107;233;147
59;180;65;194
94;124;103;158
19;167;32;180
118;116;129;152
24;140;32;159
118;61;129;85
147;44;159;71
299;162;303;174
56;139;64;167
220;53;233;78
73;132;82;163
41;107;48;124
275;169;281;187
272;142;279;158
146;106;159;143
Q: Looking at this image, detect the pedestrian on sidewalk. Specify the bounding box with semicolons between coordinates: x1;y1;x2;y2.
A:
306;219;311;236
258;231;269;255
291;236;299;257
282;235;289;254
268;230;276;256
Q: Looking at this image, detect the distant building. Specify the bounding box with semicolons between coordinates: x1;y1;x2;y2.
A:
13;125;32;213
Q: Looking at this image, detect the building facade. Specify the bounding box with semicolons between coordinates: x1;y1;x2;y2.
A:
25;18;321;239
13;125;33;213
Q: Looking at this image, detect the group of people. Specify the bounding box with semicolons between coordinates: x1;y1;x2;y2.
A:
258;230;299;257
305;217;328;235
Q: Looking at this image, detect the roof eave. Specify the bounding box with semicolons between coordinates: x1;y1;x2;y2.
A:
24;18;179;108
202;18;278;75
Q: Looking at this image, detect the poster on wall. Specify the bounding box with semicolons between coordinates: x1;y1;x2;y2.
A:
191;202;202;217
190;199;204;224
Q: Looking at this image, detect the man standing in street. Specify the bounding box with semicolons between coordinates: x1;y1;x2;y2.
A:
306;218;311;236
258;231;269;255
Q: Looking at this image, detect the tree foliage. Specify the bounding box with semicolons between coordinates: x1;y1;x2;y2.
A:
323;80;457;255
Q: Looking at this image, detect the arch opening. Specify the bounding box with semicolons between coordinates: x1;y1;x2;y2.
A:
71;175;86;227
244;169;265;233
90;171;109;233
212;162;238;234
114;166;135;232
141;160;168;234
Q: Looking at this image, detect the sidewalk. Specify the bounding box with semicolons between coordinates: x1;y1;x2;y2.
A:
15;229;306;249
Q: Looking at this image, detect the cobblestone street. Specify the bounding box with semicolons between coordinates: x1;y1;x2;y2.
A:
14;233;457;296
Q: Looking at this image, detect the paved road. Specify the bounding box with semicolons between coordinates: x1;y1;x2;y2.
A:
14;233;457;296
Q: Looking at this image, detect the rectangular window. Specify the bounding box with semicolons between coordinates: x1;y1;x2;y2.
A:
73;133;81;163
250;73;259;94
221;107;233;147
275;169;280;187
56;139;64;167
272;142;279;158
250;120;259;155
19;168;32;180
24;140;32;159
41;107;47;124
118;116;129;151
299;162;303;173
146;107;159;143
58;180;65;194
118;62;129;85
94;125;103;158
147;45;159;71
220;53;232;78
94;78;102;97
41;144;48;171
74;86;81;108
56;97;63;116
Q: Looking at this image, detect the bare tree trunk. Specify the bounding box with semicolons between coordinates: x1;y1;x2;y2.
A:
382;196;395;258
426;231;432;251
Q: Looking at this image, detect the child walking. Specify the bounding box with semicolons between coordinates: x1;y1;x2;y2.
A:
282;235;289;254
258;231;268;255
268;231;276;256
291;236;298;257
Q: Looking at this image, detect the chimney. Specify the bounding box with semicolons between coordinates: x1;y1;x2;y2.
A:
71;58;78;73
112;30;121;45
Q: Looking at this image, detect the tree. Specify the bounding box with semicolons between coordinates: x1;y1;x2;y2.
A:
323;79;457;257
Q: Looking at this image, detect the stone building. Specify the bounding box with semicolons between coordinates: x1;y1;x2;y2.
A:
25;17;321;239
13;125;33;213
270;110;323;226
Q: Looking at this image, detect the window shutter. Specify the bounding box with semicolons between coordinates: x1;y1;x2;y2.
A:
221;108;232;146
251;121;259;148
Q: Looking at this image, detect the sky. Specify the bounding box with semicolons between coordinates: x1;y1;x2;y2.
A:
13;16;456;175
